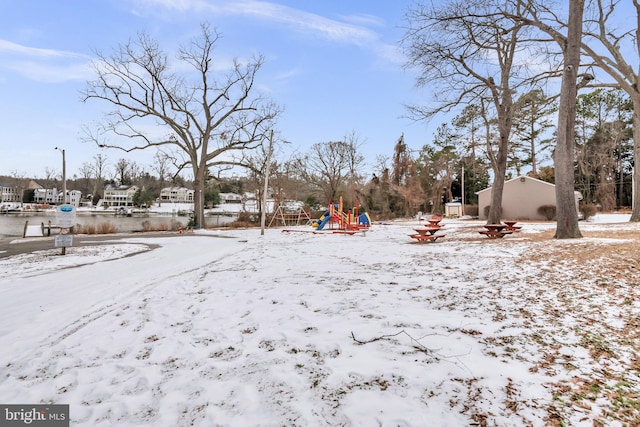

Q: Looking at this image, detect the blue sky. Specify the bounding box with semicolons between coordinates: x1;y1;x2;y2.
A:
0;0;435;180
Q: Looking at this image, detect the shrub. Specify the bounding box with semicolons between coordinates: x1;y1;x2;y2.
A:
73;222;118;234
580;203;598;221
141;220;170;232
237;211;254;223
537;205;556;220
227;211;256;229
465;205;479;217
97;221;118;234
79;224;96;234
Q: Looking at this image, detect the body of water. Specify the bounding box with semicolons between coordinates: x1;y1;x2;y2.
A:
0;211;237;238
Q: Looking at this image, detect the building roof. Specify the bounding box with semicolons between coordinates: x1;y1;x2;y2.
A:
476;175;556;194
105;184;137;191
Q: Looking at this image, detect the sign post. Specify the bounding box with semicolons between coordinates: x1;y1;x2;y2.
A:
55;204;76;255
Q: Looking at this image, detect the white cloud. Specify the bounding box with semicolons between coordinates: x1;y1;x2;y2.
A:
0;39;87;59
274;67;300;81
0;39;92;83
135;0;392;56
340;13;386;28
4;60;93;83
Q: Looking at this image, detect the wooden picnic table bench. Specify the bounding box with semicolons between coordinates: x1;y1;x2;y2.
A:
410;227;446;243
415;227;440;235
478;230;513;239
409;233;446;243
479;224;513;239
503;220;522;232
426;216;443;227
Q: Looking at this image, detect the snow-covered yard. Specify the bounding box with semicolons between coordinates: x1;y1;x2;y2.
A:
0;214;638;426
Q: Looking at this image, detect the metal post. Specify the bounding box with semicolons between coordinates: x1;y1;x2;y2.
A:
55;147;66;204
55;147;67;254
260;130;274;236
461;164;465;216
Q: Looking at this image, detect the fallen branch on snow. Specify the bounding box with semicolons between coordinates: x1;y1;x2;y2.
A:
350;329;473;371
350;329;438;357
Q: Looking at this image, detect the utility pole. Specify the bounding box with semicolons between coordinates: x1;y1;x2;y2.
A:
461;164;465;216
55;147;66;204
260;130;274;236
54;147;70;255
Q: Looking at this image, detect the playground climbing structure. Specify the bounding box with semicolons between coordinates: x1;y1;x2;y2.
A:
313;197;371;231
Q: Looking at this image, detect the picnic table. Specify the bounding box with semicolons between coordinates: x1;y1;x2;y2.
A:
426;216;444;228
503;220;522;232
409;227;446;243
479;224;513;239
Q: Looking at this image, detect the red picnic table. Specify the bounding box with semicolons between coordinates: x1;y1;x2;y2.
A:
410;227;446;243
479;224;513;239
426;216;443;228
503;220;522;232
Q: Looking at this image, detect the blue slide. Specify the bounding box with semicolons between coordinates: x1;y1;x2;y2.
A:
358;212;371;226
314;211;332;230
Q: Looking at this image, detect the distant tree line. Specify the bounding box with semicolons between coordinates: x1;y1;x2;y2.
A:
3;85;633;218
7;1;639;231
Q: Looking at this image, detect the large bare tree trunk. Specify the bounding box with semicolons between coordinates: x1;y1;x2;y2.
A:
554;0;584;238
192;166;205;228
631;107;640;221
487;134;509;224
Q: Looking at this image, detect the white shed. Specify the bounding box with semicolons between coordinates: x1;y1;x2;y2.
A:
477;176;582;220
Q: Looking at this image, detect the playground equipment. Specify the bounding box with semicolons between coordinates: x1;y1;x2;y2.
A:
268;205;313;227
312;197;371;231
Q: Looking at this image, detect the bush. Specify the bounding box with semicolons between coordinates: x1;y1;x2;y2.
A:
580;204;598;221
140;220;170;232
464;205;478;217
75;222;118;234
537;205;556;220
78;224;96;234
97;222;118;234
227;211;256;228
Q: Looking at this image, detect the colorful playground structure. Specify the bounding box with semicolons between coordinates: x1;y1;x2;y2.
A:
312;197;371;231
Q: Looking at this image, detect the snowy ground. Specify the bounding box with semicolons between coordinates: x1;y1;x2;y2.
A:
0;214;638;426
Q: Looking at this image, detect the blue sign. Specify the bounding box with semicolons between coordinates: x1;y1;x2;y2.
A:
56;204;76;228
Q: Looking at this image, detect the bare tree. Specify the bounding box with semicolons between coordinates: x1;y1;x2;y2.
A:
417;124;460;213
553;0;585;238
291;136;365;206
81;23;280;227
42;167;57;188
114;158;132;185
151;151;172;185
390;134;423;216
403;0;531;224
512;0;640;221
90;153;109;201
575;89;633;209
579;0;640;221
78;162;94;197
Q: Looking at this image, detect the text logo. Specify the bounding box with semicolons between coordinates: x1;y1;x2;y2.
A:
1;405;69;426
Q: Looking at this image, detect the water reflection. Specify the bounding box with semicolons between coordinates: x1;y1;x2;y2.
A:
0;211;236;238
